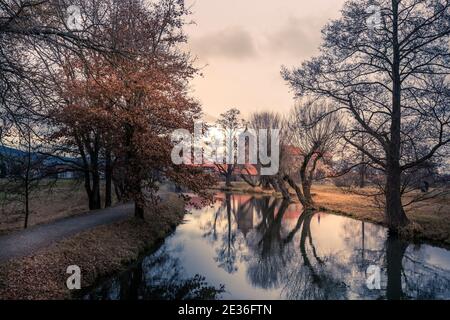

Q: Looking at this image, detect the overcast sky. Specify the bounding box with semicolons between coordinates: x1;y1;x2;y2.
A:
185;0;347;120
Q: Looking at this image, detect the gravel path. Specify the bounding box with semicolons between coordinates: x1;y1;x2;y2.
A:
0;203;134;263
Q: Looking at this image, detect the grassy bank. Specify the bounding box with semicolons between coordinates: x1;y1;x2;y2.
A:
0;193;185;300
313;185;450;246
0;181;104;235
212;181;279;196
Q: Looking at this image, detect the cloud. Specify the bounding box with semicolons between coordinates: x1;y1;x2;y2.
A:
264;16;324;58
190;26;257;60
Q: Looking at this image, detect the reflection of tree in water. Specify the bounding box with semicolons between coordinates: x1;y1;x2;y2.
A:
85;246;224;300
339;219;387;299
201;198;225;243
246;198;289;289
85;193;450;300
341;220;450;300
386;234;450;300
214;194;240;273
279;211;348;300
202;193;253;274
245;199;347;299
246;198;450;300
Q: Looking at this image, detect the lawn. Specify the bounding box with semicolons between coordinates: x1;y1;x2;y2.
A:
0;180;110;235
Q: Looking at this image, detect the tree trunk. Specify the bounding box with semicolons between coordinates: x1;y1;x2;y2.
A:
114;179;123;202
258;163;272;190
84;174;94;210
298;152;316;209
359;163;366;188
301;179;313;208
91;170;102;210
385;165;409;229
260;177;272;190
78;140;95;210
90;139;102;210
359;135;366;188
133;177;145;219
24;136;31;229
284;175;308;208
268;178;280;192
386;0;409;230
299;159;314;209
135;202;144;219
24;178;29;229
225;166;233;187
276;177;291;201
225;174;232;187
85;173;102;210
79;135;102;210
105;149;112;208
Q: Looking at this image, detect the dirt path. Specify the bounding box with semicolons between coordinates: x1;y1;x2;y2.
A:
0;203;134;263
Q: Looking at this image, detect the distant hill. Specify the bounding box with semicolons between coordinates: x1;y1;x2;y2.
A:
0;145;76;166
0;145;26;158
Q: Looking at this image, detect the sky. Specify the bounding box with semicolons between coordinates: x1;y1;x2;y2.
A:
185;0;347;121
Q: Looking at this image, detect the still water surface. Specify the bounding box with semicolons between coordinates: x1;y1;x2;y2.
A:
86;193;450;300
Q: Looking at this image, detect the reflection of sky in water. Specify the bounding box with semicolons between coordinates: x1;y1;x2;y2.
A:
88;193;450;300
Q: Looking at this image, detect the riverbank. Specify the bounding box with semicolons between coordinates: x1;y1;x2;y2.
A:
313;185;450;247
219;182;450;247
0;193;186;300
211;182;278;196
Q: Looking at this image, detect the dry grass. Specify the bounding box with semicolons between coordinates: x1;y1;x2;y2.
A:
312;185;383;222
0;181;113;235
313;184;450;246
0;193;185;300
212;181;279;196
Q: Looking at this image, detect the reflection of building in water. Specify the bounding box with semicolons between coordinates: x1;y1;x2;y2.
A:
231;194;254;237
237;206;253;237
282;203;303;220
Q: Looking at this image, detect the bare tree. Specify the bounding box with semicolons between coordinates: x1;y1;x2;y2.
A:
282;101;343;209
247;111;292;200
283;0;450;229
1;0;115;210
0;0;110;128
0;123;58;229
216;108;244;187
